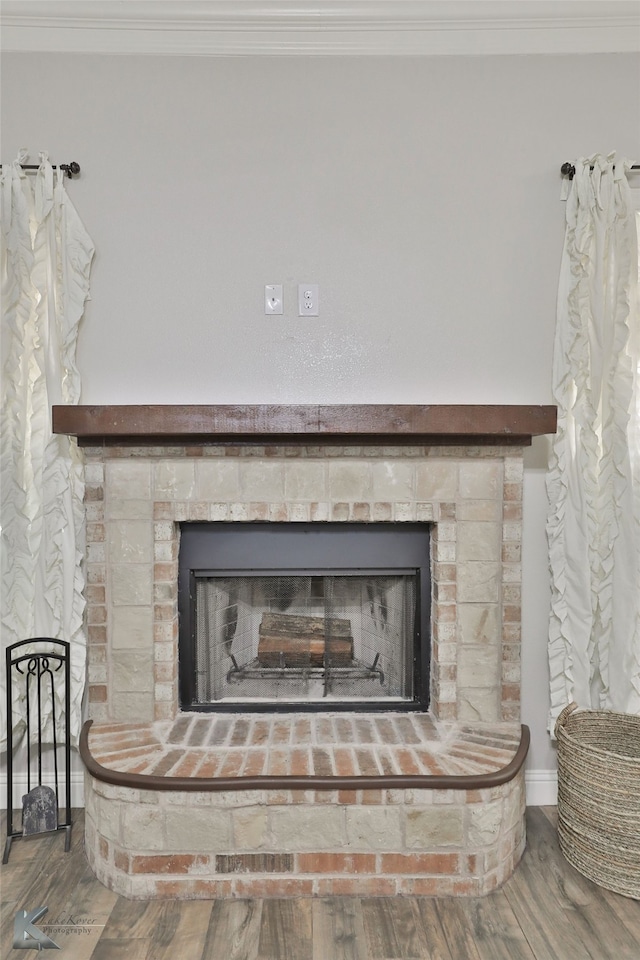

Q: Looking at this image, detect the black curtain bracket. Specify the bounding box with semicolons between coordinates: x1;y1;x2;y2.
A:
561;161;640;180
0;161;80;178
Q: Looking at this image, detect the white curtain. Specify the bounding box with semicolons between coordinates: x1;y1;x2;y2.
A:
547;154;640;730
0;151;94;746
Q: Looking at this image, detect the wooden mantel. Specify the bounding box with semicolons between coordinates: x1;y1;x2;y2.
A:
52;404;557;446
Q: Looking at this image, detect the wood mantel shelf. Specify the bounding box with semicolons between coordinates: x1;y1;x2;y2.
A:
52;404;557;447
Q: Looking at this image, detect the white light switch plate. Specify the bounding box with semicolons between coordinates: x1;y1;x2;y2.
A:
265;284;283;315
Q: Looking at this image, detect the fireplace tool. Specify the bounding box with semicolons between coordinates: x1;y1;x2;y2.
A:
3;638;72;863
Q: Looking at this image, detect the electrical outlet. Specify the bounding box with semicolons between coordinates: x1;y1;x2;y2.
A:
298;284;319;317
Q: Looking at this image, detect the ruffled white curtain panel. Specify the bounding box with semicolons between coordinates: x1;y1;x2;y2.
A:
548;154;640;730
1;152;94;746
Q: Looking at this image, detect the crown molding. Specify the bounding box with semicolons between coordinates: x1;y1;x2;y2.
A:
2;1;639;56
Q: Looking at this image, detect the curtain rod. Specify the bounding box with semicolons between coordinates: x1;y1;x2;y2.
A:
561;162;640;180
7;160;640;182
0;162;80;178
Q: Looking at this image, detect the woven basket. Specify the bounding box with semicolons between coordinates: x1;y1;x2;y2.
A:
555;702;640;899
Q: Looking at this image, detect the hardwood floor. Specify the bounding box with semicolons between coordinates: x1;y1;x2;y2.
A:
1;807;639;959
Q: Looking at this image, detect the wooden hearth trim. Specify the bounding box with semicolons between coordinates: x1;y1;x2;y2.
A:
53;404;556;446
79;720;529;792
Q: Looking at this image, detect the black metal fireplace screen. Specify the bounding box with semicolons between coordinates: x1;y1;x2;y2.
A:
178;523;431;712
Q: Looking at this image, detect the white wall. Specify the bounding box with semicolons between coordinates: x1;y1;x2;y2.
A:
2;50;639;793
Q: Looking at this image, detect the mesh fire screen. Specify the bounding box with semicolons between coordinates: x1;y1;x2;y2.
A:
193;574;416;704
178;522;430;712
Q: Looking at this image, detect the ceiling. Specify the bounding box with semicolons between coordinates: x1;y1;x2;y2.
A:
1;0;639;56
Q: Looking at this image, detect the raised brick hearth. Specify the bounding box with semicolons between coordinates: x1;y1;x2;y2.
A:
81;713;526;898
55;404;556;899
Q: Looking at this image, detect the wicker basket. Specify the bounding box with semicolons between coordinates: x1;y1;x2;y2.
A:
555;702;640;899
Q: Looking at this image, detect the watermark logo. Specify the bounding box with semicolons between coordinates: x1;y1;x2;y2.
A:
13;907;60;950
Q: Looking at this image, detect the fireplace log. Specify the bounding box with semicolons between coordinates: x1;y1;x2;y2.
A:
258;613;354;667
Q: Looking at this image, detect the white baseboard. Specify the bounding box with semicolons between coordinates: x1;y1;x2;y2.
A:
1;772;85;808
525;769;557;806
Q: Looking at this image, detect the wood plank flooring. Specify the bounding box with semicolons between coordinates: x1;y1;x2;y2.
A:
1;807;639;959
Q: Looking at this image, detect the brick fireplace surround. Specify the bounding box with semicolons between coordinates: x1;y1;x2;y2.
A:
54;404;556;900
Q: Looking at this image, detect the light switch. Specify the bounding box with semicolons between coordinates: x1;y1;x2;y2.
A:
265;284;283;315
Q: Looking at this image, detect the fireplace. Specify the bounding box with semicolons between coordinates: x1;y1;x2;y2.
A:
53;402;559;728
178;522;430;711
54;403;556;899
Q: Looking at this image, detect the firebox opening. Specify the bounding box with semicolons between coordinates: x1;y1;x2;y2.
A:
178;523;431;713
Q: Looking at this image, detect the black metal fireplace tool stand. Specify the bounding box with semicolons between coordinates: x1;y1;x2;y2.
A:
3;638;72;863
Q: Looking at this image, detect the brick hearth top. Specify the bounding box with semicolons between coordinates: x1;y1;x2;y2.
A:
81;714;528;793
53;404;556;446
